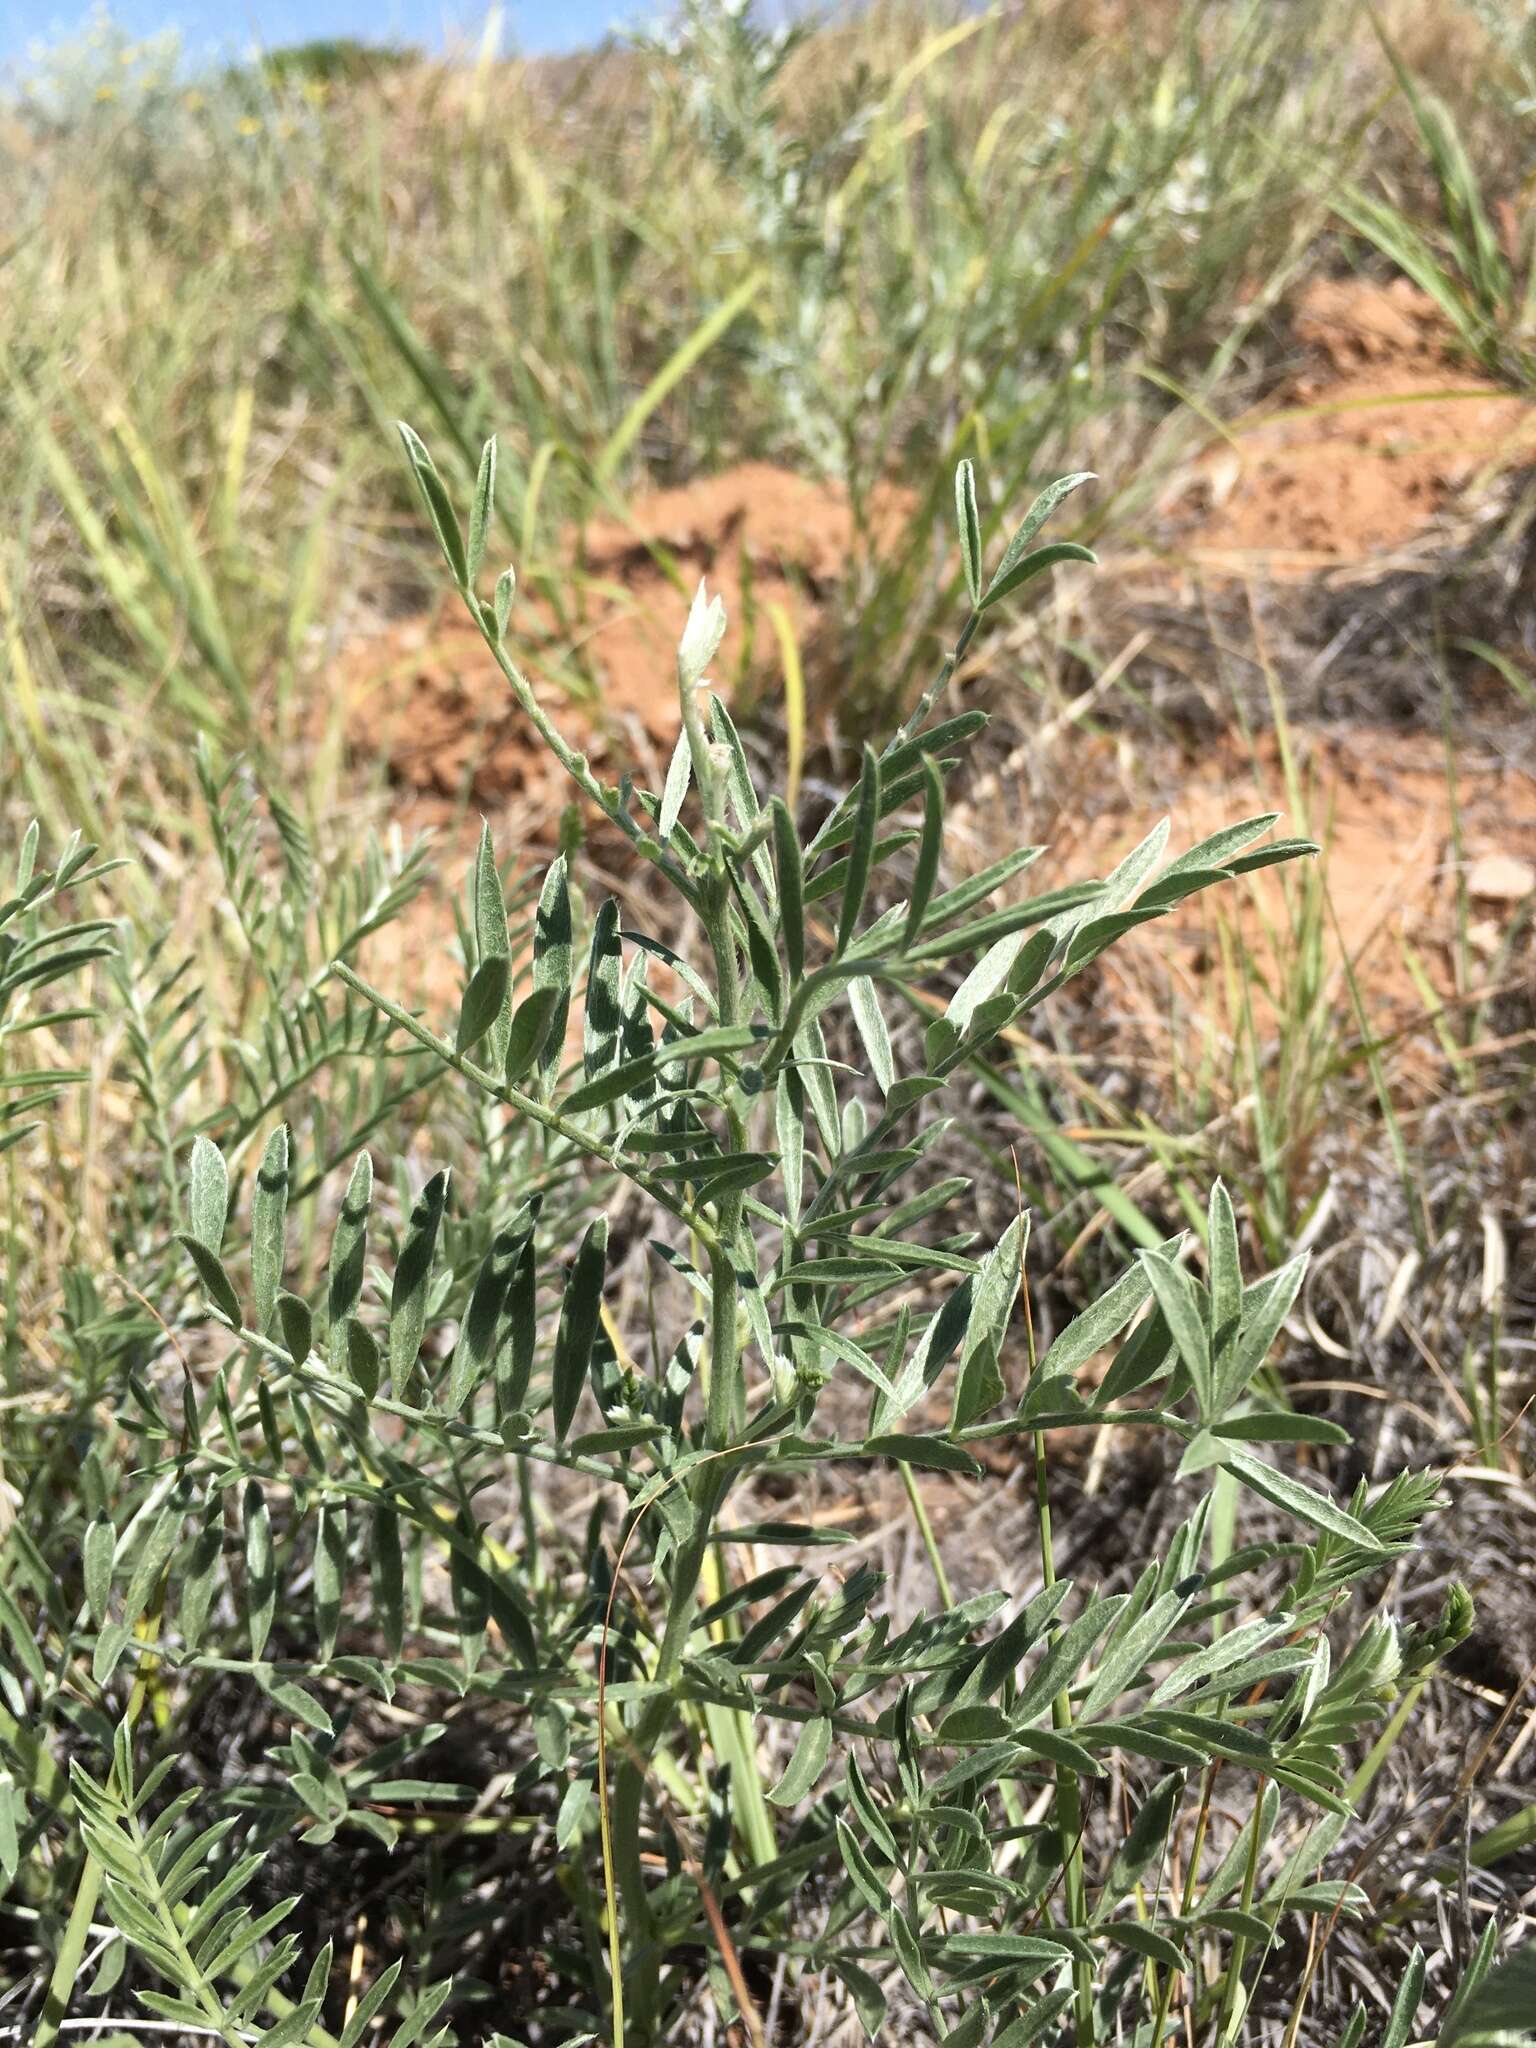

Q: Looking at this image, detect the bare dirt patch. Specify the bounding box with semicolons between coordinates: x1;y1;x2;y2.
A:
950;687;1536;1079
1034;276;1536;1038
339;462;911;819
340;463;911;1005
1180;278;1535;564
1041;724;1536;1033
341;279;1536;1035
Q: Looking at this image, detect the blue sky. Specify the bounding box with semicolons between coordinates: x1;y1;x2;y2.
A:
3;0;631;67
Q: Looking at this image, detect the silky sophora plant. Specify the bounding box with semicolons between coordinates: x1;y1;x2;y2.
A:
132;435;1468;2048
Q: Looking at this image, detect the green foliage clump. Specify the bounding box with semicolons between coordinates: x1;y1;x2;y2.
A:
251;40;422;91
0;435;1488;2048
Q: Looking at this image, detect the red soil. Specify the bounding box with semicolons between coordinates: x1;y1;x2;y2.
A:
339;462;912;817
1184;278;1534;563
339;277;1536;1033
996;723;1536;1046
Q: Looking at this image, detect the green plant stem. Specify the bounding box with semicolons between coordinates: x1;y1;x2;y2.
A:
330;960;721;1253
1347;1679;1428;1805
34;1599;166;2048
1033;1425;1095;2047
887;606;980;756
705;1205;742;1453
1215;1772;1268;2044
698;1545;780;1875
1149;1763;1218;2045
1484;1306;1504;1470
698;862;746;1463
602;861;750;2046
898;1459;955;1608
33;1852;101;2048
600;1764;633;2048
471;595;680;876
656;1519;714;1682
639;875;750;1955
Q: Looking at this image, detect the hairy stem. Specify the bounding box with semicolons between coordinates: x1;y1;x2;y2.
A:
330;960;721;1254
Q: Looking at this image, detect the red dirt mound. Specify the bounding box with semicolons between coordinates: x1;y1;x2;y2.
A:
973;723;1536;1043
339;462;912;818
1183;278;1534;564
341;278;1536;1036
